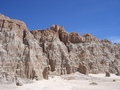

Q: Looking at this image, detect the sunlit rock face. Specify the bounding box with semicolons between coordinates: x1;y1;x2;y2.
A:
0;14;120;83
0;14;48;82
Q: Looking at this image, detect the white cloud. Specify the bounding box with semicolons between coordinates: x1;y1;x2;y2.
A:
107;36;120;43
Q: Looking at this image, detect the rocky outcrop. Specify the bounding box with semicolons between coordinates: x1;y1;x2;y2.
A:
0;14;120;83
0;14;48;83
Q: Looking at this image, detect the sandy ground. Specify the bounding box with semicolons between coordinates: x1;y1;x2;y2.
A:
1;72;120;90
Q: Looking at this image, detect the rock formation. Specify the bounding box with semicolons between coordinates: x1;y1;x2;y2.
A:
0;14;120;83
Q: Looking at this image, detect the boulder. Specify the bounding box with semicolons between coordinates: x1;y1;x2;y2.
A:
16;80;23;86
105;71;110;77
78;64;88;75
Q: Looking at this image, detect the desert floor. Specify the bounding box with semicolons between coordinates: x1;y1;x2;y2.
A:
1;72;120;90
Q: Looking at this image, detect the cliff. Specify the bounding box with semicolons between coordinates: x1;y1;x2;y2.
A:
0;14;120;83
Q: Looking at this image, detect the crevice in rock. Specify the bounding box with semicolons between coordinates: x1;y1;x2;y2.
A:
23;30;29;45
42;67;49;79
1;20;5;31
49;59;56;72
66;64;71;74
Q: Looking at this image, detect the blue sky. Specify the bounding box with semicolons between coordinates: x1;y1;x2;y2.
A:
0;0;120;43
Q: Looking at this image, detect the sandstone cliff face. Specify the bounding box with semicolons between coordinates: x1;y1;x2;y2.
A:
31;25;120;76
0;14;48;83
0;14;120;83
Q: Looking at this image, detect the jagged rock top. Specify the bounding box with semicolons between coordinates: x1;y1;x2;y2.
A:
49;25;65;32
0;14;28;31
0;14;112;44
31;24;100;44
